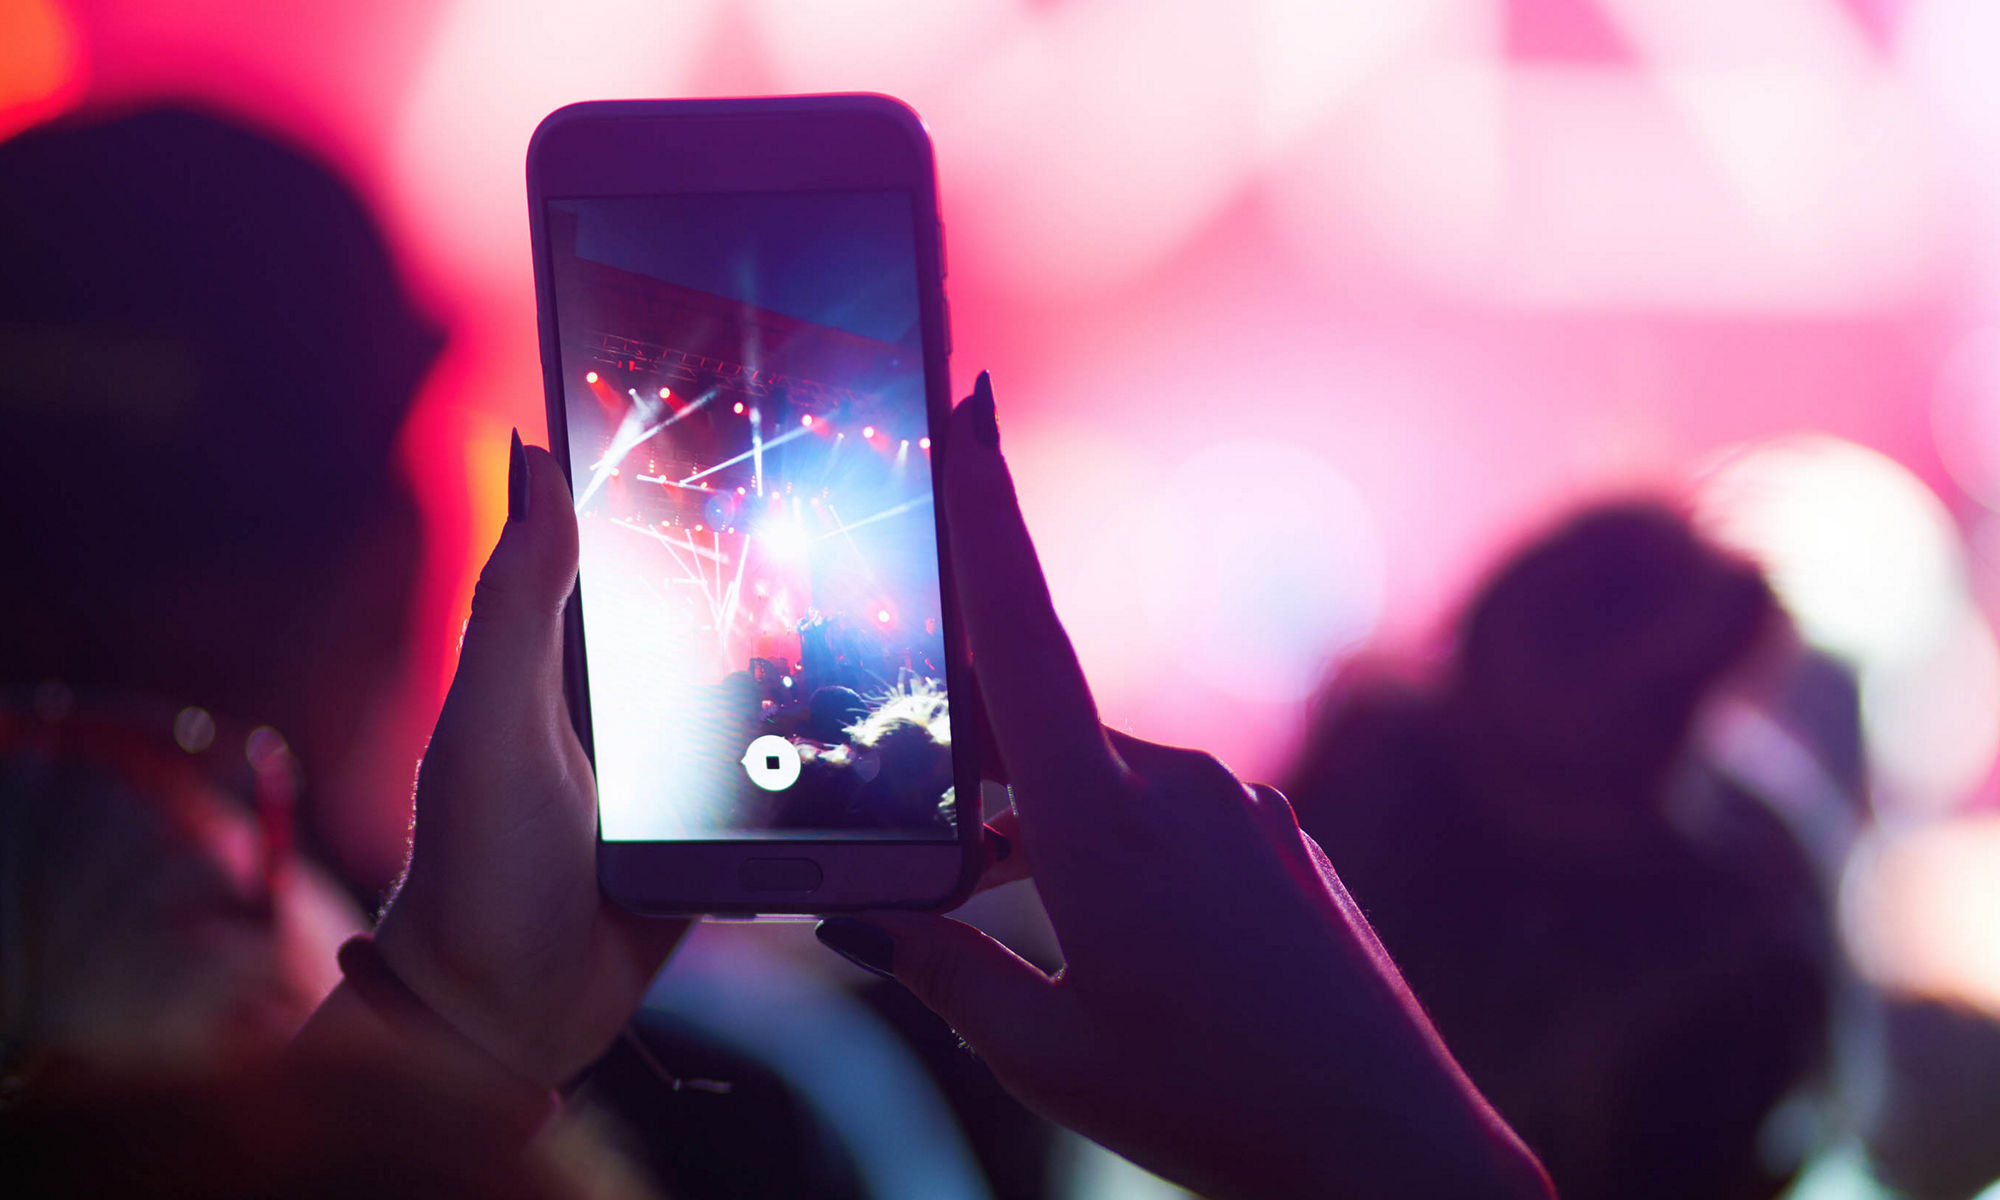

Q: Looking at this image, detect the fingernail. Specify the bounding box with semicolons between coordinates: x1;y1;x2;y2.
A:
508;428;528;522
968;370;998;449
815;917;895;979
985;826;1013;863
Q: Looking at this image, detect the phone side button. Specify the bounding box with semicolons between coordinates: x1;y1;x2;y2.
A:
738;857;824;893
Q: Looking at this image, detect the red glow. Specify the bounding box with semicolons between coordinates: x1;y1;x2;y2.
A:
733;401;745;415
0;0;83;141
584;371;598;385
919;437;932;450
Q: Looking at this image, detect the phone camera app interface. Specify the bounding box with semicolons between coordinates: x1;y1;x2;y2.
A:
549;193;953;842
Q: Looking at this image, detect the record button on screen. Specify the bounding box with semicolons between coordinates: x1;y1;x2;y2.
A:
742;735;802;791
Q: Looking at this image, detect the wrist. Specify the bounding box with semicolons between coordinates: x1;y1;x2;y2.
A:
295;938;559;1141
367;905;559;1087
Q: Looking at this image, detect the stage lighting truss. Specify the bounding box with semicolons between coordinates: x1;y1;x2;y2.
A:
578;330;861;421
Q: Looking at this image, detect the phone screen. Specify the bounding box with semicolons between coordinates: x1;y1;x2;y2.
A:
547;191;955;844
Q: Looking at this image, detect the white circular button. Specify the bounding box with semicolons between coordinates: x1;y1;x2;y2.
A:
741;734;802;792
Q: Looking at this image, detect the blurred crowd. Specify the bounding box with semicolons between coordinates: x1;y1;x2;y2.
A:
6;105;2000;1200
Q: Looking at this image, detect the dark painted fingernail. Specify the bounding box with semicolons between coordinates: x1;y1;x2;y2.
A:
815;917;896;979
985;826;1013;863
508;428;528;522
968;370;998;449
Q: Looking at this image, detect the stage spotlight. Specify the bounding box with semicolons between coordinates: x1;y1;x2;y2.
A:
737;486;746;495
585;371;599;384
734;401;746;415
694;523;703;532
863;425;876;439
761;515;810;562
919;437;931;450
659;387;672;400
900;439;910;449
801;414;815;428
876;609;891;624
781;676;793;689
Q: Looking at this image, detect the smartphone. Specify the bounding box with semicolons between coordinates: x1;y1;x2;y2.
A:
527;97;979;914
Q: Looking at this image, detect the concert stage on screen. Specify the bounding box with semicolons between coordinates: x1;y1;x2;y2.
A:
548;194;954;842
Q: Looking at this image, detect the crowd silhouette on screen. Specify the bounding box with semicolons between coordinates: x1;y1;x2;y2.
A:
8;106;2000;1200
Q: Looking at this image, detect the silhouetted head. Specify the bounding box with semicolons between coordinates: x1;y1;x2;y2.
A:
807;685;869;744
0;106;440;782
847;682;953;829
1449;502;1778;792
1285;500;1829;1200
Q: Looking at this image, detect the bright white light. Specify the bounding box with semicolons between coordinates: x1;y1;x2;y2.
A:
1846;815;2000;1017
1862;607;2000;815
760;517;810;563
1696;436;1962;667
1697;435;2000;815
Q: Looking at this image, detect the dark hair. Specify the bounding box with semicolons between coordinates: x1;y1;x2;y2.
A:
1285;502;1830;1200
0;106;440;725
1450;502;1777;783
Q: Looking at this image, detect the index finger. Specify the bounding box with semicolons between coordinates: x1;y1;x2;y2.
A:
941;372;1122;804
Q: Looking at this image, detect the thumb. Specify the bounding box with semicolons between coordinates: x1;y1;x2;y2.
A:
818;912;1072;1071
452;432;577;710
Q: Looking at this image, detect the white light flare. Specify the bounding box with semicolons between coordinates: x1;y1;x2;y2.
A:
1846;814;2000;1018
1696;435;2000;816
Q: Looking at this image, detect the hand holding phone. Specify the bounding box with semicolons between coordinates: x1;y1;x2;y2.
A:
372;439;689;1089
822;380;1555;1200
360;400;1544;1198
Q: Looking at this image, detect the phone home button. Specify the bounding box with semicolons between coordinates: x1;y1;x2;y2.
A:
738;857;823;893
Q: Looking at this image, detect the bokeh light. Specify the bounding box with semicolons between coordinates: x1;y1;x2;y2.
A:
1697;435;2000;815
1847;815;2000;1016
